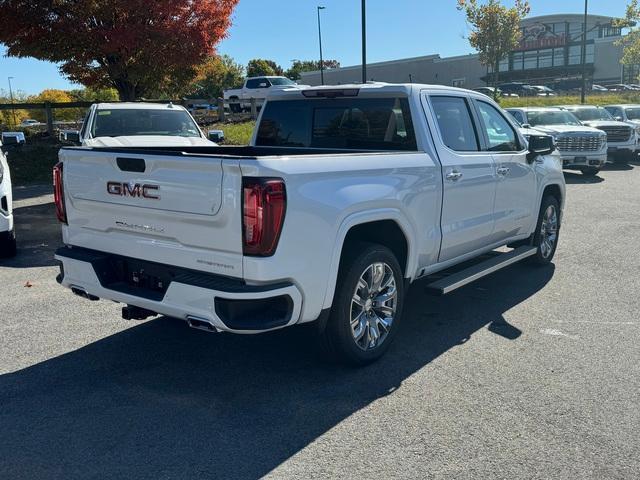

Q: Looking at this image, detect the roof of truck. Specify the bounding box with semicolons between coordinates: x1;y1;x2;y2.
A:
94;102;187;111
267;82;483;100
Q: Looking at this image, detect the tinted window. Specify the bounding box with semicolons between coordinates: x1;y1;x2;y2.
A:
256;98;417;151
508;110;525;125
430;96;479;152
625;107;640;120
526;110;582;126
476;101;520;152
246;78;269;89
91;109;201;138
569;107;613;121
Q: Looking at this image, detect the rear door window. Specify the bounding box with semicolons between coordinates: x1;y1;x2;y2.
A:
256;97;418;151
430;96;480;152
246;78;269;89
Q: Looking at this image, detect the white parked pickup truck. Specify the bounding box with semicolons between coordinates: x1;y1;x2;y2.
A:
223;76;305;112
0;139;16;257
61;103;218;147
54;84;565;365
506;107;607;176
560;105;638;163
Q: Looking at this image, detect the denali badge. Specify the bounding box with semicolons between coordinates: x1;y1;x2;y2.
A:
107;181;160;199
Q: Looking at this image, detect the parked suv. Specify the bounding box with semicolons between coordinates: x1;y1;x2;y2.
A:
507;107;607;176
0;139;16;257
560;105;638;163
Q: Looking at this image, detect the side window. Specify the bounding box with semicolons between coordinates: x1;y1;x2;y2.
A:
246;78;266;89
80;109;92;138
430;96;480;152
475;101;520;152
508;110;525;125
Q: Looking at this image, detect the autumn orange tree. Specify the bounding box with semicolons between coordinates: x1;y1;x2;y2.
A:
457;0;530;98
0;0;239;101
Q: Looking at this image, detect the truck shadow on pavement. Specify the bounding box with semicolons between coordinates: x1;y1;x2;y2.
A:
0;201;62;268
0;263;554;479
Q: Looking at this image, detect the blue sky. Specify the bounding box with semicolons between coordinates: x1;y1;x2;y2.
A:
0;0;631;94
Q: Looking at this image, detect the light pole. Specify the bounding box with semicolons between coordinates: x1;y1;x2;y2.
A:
7;77;17;128
580;0;589;104
361;0;367;83
317;6;326;85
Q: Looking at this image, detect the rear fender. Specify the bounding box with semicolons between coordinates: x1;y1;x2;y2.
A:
321;208;417;309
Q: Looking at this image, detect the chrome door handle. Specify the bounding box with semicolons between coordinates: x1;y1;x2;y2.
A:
497;166;510;176
446;170;463;181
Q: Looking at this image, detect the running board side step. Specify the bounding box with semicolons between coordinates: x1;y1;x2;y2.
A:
425;246;537;296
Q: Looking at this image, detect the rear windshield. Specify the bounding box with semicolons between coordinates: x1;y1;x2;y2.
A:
91;109;201;138
256;98;418;151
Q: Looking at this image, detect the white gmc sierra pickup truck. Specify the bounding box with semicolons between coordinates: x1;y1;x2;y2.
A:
54;84;565;365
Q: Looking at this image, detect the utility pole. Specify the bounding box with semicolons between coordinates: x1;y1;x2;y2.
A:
7;77;17;128
317;6;326;85
361;0;367;83
580;0;589;104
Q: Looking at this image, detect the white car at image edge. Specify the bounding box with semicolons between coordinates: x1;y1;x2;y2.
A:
63;103;219;147
0;141;16;257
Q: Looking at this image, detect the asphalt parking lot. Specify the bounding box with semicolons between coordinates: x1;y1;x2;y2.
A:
1;163;639;479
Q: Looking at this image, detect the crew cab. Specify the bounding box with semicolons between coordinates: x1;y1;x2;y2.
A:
604;104;640;128
54;84;565;365
223;76;306;112
507;107;607;176
560;105;638;163
0;139;16;257
61;103;218;147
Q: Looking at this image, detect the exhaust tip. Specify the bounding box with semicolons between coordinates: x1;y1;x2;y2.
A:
186;316;218;333
71;285;100;301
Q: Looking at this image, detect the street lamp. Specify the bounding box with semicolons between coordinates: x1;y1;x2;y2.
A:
317;6;326;85
580;0;589;104
7;77;17;128
361;0;367;84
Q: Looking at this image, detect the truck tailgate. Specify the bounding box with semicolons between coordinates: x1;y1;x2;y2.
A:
59;148;244;278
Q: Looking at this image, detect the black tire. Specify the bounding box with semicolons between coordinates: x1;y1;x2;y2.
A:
528;195;560;266
580;167;600;177
320;243;405;366
229;100;241;113
0;229;17;258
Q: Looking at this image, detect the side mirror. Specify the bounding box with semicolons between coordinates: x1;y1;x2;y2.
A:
527;134;555;163
208;130;225;143
614;116;623;122
259;82;268;88
521;123;532;129
60;130;81;144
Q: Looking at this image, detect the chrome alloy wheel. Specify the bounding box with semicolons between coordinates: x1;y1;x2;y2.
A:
539;204;558;259
350;262;397;351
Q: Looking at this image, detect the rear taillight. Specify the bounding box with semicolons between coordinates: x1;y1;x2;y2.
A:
242;178;286;257
53;162;67;224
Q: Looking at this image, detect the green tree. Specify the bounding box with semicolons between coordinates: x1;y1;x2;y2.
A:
457;0;529;98
615;1;640;80
285;59;341;80
29;89;77;122
185;55;245;99
0;89;30;128
246;59;284;77
68;87;120;102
